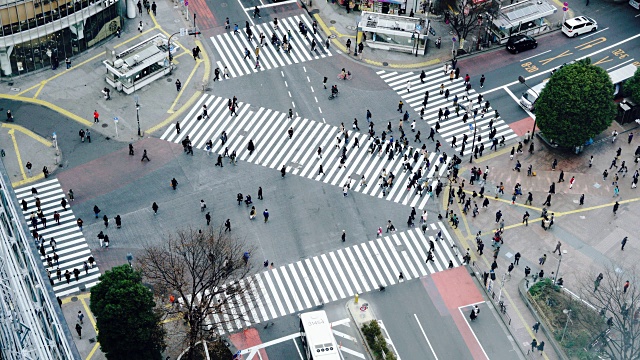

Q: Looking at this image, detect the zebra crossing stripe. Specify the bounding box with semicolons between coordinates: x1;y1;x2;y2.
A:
329;252;354;297
163;94;447;209
377;69;518;152
248;278;269;321
337;249;362;294
272;267;297;314
209;15;333;79
15;178;100;297
314;256;338;302
288;263;312;309
304;258;329;304
262;271;287;316
256;274;278;319
296;261;321;307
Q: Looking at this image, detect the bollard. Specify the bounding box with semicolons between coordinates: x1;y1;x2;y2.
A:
354;293;359;304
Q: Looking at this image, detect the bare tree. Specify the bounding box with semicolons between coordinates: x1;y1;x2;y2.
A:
448;0;488;44
138;227;256;360
576;265;640;360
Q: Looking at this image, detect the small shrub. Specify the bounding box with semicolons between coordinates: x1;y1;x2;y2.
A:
361;320;396;360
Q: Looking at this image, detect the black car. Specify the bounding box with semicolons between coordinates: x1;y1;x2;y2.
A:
506;35;538;54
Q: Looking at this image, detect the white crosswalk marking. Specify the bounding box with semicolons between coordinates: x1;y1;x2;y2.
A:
161;94;448;209
196;224;462;336
14;178;100;297
377;69;518;153
211;15;332;79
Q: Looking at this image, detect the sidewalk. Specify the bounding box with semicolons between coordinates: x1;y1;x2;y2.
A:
445;120;640;360
0;0;208;145
0;122;60;188
309;0;575;70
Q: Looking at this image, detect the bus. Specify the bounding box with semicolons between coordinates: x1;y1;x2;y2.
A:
519;63;637;111
299;311;340;360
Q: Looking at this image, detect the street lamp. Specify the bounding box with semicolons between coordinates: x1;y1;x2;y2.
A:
135;95;141;137
561;309;572;343
554;252;563;285
518;75;539;137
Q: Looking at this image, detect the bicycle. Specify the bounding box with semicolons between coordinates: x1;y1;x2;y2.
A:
328;91;339;100
337;72;352;80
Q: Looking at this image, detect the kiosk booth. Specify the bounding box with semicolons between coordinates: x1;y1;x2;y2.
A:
489;0;557;44
358;11;428;55
103;34;177;94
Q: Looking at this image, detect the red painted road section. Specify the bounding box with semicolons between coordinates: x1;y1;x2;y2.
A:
430;266;487;360
229;328;269;360
510;116;537;136
56;138;182;205
189;0;217;31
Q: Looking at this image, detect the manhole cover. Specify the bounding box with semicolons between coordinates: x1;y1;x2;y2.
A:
71;296;78;302
329;34;337;39
167;78;173;82
383;62;389;66
101;123;109;128
330;20;336;24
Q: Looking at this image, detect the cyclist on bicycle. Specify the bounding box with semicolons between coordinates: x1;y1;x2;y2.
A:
332;85;339;96
340;68;346;80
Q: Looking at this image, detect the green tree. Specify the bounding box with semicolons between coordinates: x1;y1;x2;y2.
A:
624;67;640;104
90;265;166;360
535;58;616;148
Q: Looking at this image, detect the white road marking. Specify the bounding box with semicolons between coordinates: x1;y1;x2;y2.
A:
414;313;439;360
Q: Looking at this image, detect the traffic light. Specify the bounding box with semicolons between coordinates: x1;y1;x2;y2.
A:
188;29;201;36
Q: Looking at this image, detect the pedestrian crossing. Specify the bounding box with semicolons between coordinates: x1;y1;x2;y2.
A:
14;179;100;297
377;68;518;153
210;15;332;79
160;94;448;209
181;223;463;335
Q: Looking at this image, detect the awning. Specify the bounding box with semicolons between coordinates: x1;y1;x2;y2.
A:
493;0;557;29
374;0;405;4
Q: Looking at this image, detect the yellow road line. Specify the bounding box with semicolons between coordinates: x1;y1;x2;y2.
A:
146;90;202;134
0;94;92;126
8;129;27;180
160;315;182;324
86;342;101;360
313;14;349;53
390;59;441;68
167;60;201;114
17;28;158;98
473;145;513;163
196;38;211;82
12;174;44;188
1;123;52;146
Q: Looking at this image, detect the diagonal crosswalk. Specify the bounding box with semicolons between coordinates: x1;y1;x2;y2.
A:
14;179;100;297
377;68;518;153
181;222;462;335
161;94;449;209
210;15;332;79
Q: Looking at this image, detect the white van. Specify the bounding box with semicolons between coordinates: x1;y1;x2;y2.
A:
562;16;598;37
519;81;547;112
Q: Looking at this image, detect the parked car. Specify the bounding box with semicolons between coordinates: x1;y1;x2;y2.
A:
562;16;598;37
506;35;538;54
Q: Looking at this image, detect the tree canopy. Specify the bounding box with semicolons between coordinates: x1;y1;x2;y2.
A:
90;265;166;360
138;227;254;360
624;67;640;104
535;58;616;148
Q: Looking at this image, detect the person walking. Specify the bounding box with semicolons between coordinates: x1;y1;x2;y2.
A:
205;212;211;226
75;323;82;339
537;341;545;355
263;209;269;223
341;230;346;242
624;280;630;293
531;338;538;353
553;241;562;254
480;74;485;88
258;187;263;200
224;219;231;232
539;254;547;265
152;202;159;214
622;236;628;250
613;201;620;215
569;176;575;189
141;149;150;162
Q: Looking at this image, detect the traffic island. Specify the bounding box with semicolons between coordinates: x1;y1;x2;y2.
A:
347;296;398;360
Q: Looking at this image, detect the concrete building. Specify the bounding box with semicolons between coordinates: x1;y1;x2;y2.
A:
0;163;79;359
0;0;122;76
